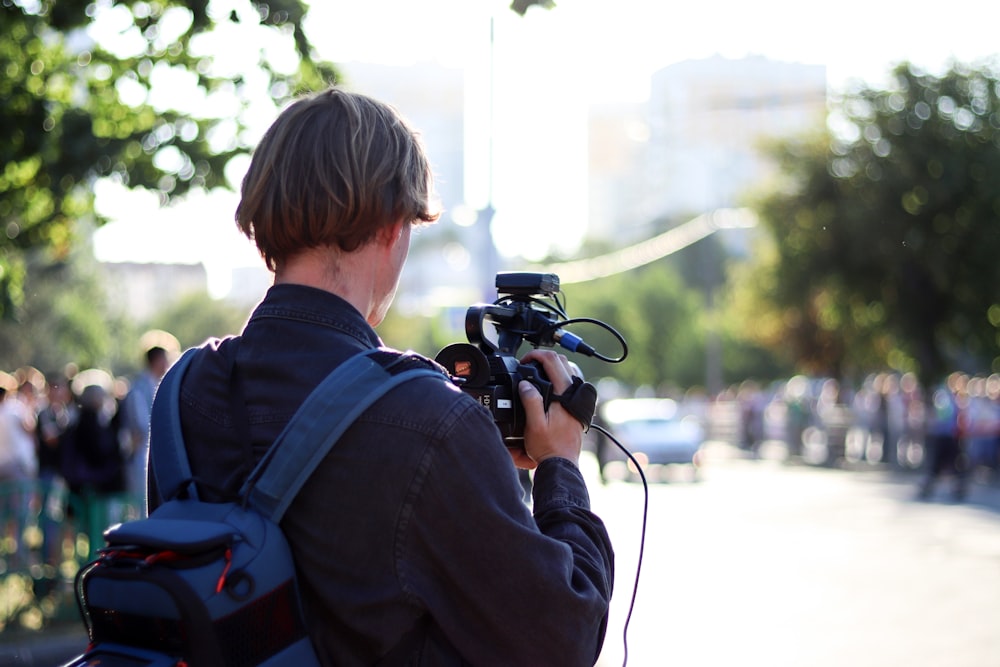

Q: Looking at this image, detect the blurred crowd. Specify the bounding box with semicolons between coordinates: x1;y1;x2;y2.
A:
721;370;1000;490
3;353;999;574
0;347;168;571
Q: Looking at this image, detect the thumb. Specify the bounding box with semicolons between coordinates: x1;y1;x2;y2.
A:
518;380;546;423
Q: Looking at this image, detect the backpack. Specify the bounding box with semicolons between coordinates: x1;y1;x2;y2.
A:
67;346;444;667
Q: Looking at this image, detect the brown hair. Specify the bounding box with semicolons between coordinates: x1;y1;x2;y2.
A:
236;88;440;271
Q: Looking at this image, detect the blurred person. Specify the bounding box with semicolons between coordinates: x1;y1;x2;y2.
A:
36;373;77;481
783;375;811;458
918;372;968;501
0;374;39;568
737;380;766;453
147;87;614;665
65;383;125;497
849;375;873;460
850;373;898;465
121;345;169;507
870;373;891;464
879;373;906;467
898;371;926;468
0;376;39;482
64;382;126;558
35;372;77;565
964;375;1000;482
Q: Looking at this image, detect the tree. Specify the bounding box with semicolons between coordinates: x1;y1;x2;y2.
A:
1;0;335;318
560;262;707;392
746;61;1000;384
375;259;721;394
144;290;247;352
0;242;132;373
509;0;556;16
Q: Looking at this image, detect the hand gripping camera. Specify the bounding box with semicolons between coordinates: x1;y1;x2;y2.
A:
435;272;624;444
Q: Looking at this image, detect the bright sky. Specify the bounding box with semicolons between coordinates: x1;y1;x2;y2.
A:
92;0;1000;297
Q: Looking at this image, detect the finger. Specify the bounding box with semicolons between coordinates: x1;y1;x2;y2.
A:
518;379;547;424
507;446;538;470
521;350;573;392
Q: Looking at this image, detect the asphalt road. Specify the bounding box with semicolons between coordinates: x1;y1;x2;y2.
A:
591;444;1000;667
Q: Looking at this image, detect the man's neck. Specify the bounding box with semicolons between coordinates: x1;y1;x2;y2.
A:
274;245;380;322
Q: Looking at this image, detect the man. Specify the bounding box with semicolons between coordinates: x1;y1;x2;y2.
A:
36;373;77;564
122;346;168;506
150;88;614;665
37;373;76;481
918;372;967;501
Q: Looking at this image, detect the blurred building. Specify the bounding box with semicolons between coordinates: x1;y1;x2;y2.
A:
101;262;207;321
648;55;827;222
587;101;653;242
589;55;828;243
226;266;272;307
96;57;830;326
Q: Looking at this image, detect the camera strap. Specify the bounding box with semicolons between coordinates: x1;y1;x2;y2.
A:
551;376;598;432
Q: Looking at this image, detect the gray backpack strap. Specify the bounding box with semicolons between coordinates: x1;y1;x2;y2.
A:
241;349;444;522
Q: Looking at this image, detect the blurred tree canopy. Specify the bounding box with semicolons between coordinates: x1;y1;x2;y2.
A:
739;61;1000;385
563;248;789;392
145;290;248;352
0;0;336;319
510;0;555;15
0;242;131;373
567;263;708;391
377;244;789;396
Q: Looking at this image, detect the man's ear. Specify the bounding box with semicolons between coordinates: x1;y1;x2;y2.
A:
377;220;406;247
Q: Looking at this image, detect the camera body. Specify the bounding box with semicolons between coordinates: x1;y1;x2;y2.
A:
435;272;560;444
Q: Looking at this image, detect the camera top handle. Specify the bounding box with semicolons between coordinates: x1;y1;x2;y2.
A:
465;302;557;356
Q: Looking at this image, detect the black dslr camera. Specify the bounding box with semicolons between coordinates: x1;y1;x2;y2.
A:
435;272;605;445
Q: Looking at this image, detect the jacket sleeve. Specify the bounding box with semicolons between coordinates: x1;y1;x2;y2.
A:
399;398;614;666
532;456;616;662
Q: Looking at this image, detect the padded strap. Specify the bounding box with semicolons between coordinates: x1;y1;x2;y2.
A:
551;376;599;431
242;350;444;523
148;347;201;503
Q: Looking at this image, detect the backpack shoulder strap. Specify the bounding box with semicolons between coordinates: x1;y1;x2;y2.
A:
242;349;446;523
148;346;202;502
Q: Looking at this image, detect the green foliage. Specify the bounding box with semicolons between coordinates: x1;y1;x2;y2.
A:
377;227;791;394
377;307;460;359
510;0;556;16
144;291;248;351
748;61;1000;383
0;0;336;320
0;245;132;373
560;262;705;391
376;261;715;393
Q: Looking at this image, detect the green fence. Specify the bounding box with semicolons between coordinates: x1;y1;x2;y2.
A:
0;479;142;635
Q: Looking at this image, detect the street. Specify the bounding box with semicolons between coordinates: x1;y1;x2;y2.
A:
590;444;1000;667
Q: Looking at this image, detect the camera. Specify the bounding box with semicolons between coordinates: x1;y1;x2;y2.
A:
435;272;604;444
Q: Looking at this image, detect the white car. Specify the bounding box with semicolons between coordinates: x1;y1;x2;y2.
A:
594;398;704;481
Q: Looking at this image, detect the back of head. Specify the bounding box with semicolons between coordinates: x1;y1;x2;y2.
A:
146;346;167;366
236;87;440;271
80;384;107;412
146;346;169;377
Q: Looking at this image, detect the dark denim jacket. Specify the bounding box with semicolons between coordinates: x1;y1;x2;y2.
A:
156;284;614;666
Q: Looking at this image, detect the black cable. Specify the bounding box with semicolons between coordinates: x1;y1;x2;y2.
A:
548;317;629;363
495;294;568;321
590;422;647;667
489;295;628;363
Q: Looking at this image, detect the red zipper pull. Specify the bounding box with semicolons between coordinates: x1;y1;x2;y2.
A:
215;547;233;593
